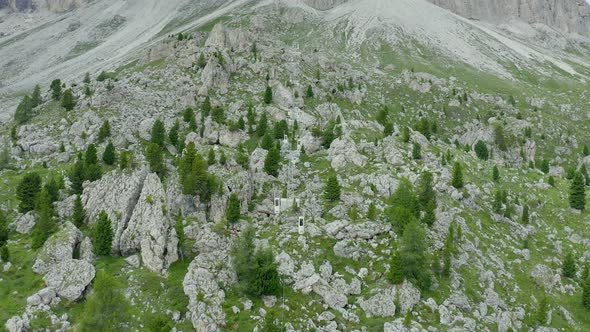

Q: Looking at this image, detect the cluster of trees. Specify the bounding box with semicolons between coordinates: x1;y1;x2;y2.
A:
14;85;42;124
16;172;65;249
79;270;130;331
385;171;438;233
232;226;281;297
70;144;103;194
178;142;219;212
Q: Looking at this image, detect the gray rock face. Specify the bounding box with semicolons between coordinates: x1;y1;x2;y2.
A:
82;169;147;254
429;0;590;36
43;259;95;301
15;212;36;234
303;0;349;10
358;287;397;317
328;137;367;170
398;280;421;314
312;279;348;309
120;173;178;274
32;222;82;274
5;315;29;332
79;237;95;262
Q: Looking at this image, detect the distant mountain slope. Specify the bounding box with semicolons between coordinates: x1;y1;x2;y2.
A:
429;0;590;36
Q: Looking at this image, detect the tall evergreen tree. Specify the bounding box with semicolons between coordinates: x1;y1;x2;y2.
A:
202;96;211;118
80;270;130;331
493;165;500;182
417;171;436;208
146;143;165;177
494;124;507;151
31;84;42;108
31;188;55;249
260;132;274;150
72;195;86;228
324;175;341;202
151;119;166;147
61;89;76;111
226;193;241;224
305;85;314;98
264;86;273;104
168;120;180;147
16;172;42;213
85;144;102;182
232;226;256;289
97;120;111;143
264;147;281;177
14;95;34;124
400;219;431;290
412;142;422;160
257;112;268;137
521;205;530;225
451;162;464;189
534;297;548;326
50;79;62;100
207;148;216;165
563;251;577;278
570;172;586;211
474;141;489;160
94;211;113;256
70;157;86;195
249;248;281;296
102;142;117;165
388;251;404;284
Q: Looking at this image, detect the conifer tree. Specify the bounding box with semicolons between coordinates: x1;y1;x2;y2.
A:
570;172;586;210
151;119;166;147
400;126;410;143
539;159;550;174
324;175;341;202
494;124;507;151
474;141;488;160
72;195;86;228
250;248;281;297
70;157;86;194
493;189;503;214
95;211;113;256
219;150;227;165
16;172;42;213
85;144;102;181
264;147;281;177
14;95;34;124
50;79;62;100
563;251;577;278
102;142;116;165
83;72;91;84
388;251;404;284
80;270;130;331
168;120;180;146
584;144;590;157
226;193;241;224
451;162;464;189
412;142;421;160
534;297;548;326
521;205;529;225
32;188;55;249
97;120;111;142
264;86;273;104
197;53;207;69
305;85;314;98
261;132;274;150
583;276;590;309
202;95;211;117
400;219;431;290
31;84;42;107
207;148;216;166
257;112;268;137
146;143;165;177
61;89;76;111
493;165;500;182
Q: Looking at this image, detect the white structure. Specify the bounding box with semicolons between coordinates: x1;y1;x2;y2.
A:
298;216;305;235
274;197;301;214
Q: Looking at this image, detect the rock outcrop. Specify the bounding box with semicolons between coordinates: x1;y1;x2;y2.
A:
120;173;179;274
32;222;82;275
429;0;590;36
43;259;95;301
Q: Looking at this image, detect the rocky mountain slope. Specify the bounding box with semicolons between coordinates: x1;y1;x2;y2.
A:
1;0;590;331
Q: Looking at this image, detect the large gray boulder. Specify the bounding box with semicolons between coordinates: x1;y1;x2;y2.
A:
43;259;95;301
32;222;82;274
82;169;147;254
5;315;30;332
358;287;397;318
15;212;36;234
120;173;178;274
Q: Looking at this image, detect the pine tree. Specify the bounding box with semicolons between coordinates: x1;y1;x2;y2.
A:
31;84;42;107
94;211;113;256
388;251;404;284
249;248;281;296
251;42;258;60
168;120;180;147
474;141;488;160
412;142;421;160
146;143;165;177
151;119;166;147
257;112;268;137
521;205;529;225
233;226;256;288
264;86;273;104
61;89;77;111
306;85;314;98
417;171;436;208
32;188;55;249
14;95;34;124
494;124;507;151
562;251;577;278
16;172;42;213
400;219;431;290
400;126;410;143
102;142;117;165
83;72;91;84
264;147;281;177
70;157;86;195
50;79;62;100
197;53;207;69
493;165;500;182
85;144;102;181
80;270;130;331
119;151;131;169
493;189;503;214
72;195;86;227
570;172;586;211
324;175;341;202
85;144;98;166
207;148;216;165
0;210;9;248
583;276;590;309
261;132;274;150
539;159;550;174
183;107;194;123
584;144;590;157
534;297;548;326
202;95;211;118
226;193;241;224
451;162;464;189
97;120;111;143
